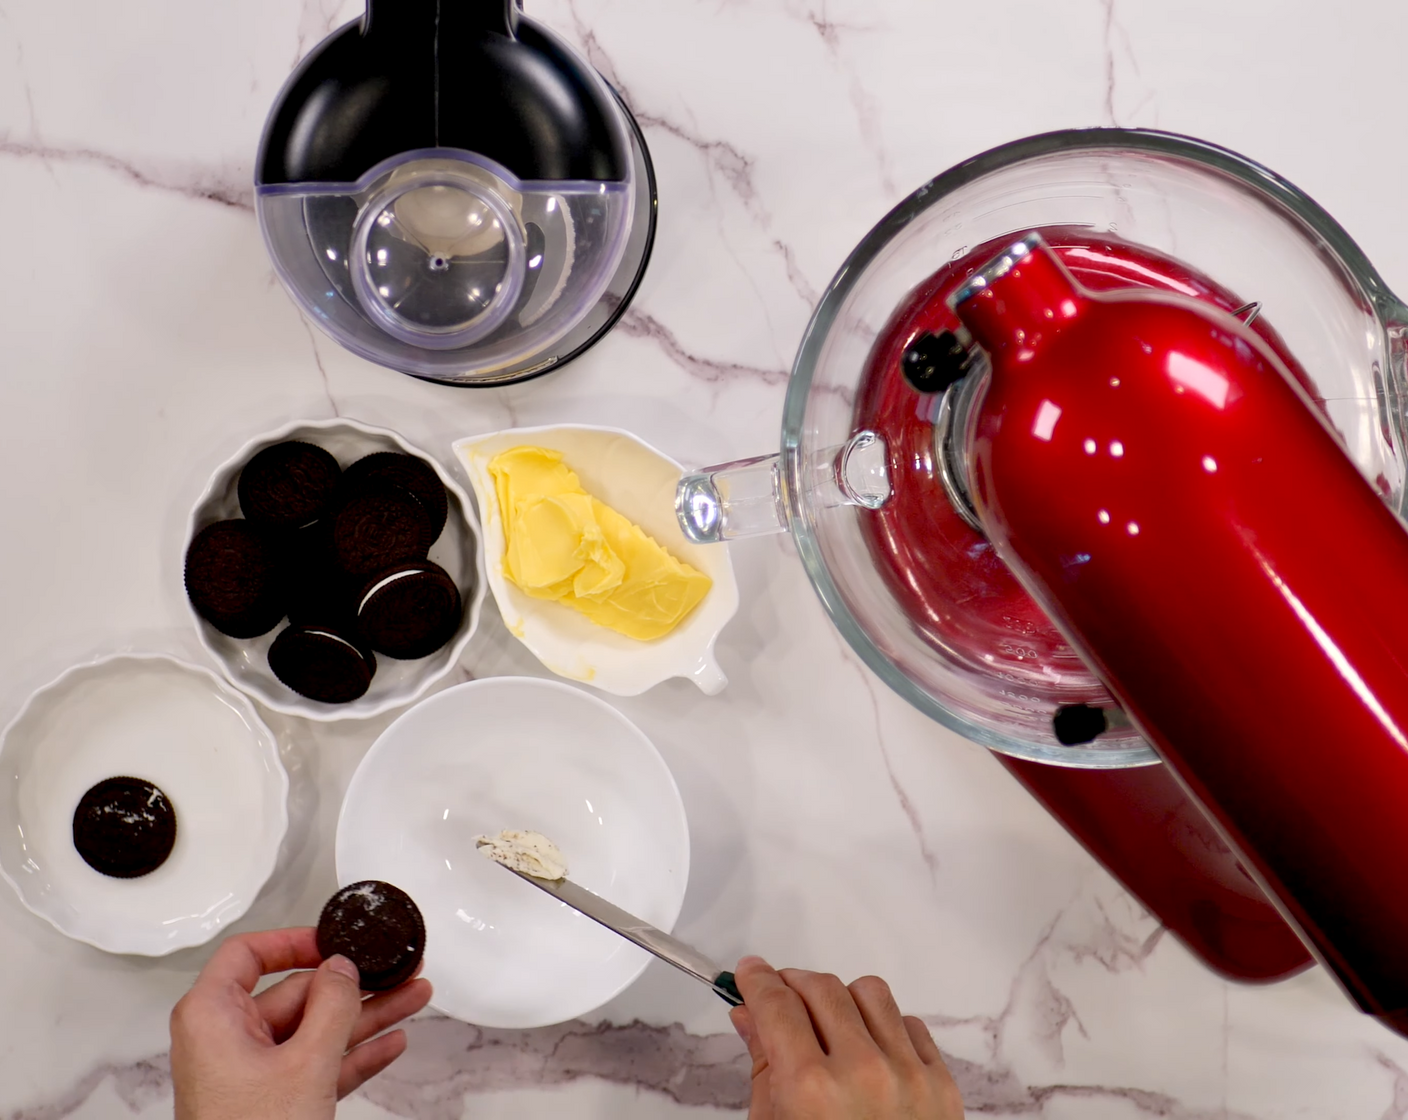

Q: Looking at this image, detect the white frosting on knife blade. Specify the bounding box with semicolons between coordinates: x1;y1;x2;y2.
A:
474;829;569;881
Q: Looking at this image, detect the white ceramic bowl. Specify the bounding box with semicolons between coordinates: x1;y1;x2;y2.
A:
453;425;739;696
335;677;690;1027
0;653;288;955
187;418;487;721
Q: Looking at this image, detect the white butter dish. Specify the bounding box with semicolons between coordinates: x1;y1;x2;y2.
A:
453;425;738;696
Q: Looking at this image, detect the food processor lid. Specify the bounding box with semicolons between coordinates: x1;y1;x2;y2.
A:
257;0;630;188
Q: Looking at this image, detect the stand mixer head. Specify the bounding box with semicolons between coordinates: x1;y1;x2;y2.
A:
950;232;1408;1032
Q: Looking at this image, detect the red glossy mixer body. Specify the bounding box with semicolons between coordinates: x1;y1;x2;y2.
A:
1001;756;1311;982
954;237;1408;1028
855;232;1311;983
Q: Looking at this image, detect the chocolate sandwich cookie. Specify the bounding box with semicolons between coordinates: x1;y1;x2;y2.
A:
72;777;177;879
268;623;376;703
238;441;342;529
316;880;426;992
185;520;287;638
280;522;355;629
341;452;449;542
331;483;434;579
356;561;464;659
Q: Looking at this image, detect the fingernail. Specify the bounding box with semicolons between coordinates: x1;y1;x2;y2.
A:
730;1008;753;1046
738;955;769;970
326;954;359;983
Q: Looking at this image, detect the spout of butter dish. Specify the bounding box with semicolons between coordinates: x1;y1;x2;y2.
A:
689;652;728;696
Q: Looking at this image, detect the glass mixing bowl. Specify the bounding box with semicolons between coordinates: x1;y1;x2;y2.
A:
679;128;1407;768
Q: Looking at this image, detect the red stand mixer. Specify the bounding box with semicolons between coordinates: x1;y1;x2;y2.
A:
953;232;1408;1030
677;130;1408;1025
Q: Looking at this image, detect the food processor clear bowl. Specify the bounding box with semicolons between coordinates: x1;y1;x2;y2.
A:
258;148;634;383
680;128;1408;768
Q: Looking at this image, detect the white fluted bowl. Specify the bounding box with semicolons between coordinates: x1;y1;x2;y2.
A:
0;653;288;955
188;417;487;721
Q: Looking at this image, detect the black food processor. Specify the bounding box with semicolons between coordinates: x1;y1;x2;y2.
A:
256;0;655;385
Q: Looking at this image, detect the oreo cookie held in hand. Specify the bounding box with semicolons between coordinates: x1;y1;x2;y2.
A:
238;441;341;529
268;624;376;703
331;484;434;578
316;880;426;992
185;520;286;638
341;452;449;542
72;777;177;879
357;561;463;659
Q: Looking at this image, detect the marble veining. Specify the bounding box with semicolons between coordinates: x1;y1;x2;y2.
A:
562;3;769;225
835;636;944;890
6;1056;172;1120
289;0;353;71
0;137;252;210
5;0;1408;1116
562;0;831;327
0;1008;1255;1120
1375;1054;1408;1120
3;975;1283;1120
1100;0;1157;130
298;317;343;417
363;1018;753;1116
615;307;790;388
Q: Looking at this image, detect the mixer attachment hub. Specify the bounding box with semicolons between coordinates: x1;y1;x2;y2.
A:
901;330;973;394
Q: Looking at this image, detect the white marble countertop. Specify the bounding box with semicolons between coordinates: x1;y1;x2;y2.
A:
4;1;1408;1116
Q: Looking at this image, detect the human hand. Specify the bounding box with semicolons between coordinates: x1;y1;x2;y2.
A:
170;926;433;1120
729;956;963;1119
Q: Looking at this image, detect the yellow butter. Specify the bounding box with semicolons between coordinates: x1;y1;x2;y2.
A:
489;446;712;641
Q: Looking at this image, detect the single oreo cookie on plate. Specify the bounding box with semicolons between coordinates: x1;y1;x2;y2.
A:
72;777;178;879
331;483;434;579
268;624;376;703
357;561;464;660
238;441;342;529
185;520;287;638
341;452;449;542
316;880;426;991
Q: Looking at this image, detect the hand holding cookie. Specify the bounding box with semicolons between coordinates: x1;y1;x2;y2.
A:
170;927;431;1120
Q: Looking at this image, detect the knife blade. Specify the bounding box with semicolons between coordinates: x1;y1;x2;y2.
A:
499;864;743;1006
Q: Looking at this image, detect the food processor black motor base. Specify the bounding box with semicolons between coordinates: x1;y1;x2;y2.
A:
256;0;656;386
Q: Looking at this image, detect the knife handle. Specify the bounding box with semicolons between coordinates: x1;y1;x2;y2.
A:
713;971;744;1006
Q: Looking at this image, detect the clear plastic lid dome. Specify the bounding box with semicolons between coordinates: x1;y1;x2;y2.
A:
258;149;633;382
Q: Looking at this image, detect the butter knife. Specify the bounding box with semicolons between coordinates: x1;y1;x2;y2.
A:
499;865;743;1006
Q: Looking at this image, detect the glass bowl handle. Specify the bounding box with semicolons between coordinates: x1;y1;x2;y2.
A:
676;431;892;544
677;454;787;544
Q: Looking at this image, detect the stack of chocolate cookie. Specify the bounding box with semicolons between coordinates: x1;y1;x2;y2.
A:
185;441;466;704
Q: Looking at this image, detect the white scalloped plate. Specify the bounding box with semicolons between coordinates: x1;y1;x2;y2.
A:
453;425;738;696
187;417;487;721
0;653;288;955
